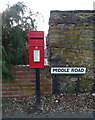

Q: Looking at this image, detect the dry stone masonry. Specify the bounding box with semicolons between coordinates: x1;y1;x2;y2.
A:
47;10;95;93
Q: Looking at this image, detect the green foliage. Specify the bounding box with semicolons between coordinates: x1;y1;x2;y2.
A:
2;45;14;80
2;2;37;80
2;98;12;104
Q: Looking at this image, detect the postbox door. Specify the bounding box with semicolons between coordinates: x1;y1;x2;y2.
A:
29;46;44;68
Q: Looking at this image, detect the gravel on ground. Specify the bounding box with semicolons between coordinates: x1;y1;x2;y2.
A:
2;93;94;118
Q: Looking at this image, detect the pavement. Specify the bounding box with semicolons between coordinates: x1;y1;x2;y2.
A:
11;111;94;119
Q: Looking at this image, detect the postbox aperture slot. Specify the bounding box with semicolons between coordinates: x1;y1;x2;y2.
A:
30;37;43;39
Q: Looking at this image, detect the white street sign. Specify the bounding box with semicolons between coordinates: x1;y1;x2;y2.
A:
51;67;86;74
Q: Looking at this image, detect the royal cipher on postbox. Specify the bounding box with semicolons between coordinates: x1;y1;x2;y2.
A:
28;31;44;68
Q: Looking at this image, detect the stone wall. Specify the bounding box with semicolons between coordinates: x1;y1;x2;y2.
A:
47;10;95;93
2;65;52;98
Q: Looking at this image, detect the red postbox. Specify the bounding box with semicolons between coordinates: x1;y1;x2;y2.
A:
28;31;44;68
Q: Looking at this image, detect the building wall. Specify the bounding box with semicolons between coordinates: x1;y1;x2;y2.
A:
47;10;95;93
2;65;52;98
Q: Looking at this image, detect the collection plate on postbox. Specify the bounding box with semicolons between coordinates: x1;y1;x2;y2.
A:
28;31;44;68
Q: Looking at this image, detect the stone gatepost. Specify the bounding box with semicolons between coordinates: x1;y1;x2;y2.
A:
47;10;95;94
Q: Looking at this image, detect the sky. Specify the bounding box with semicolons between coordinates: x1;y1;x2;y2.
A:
0;0;95;36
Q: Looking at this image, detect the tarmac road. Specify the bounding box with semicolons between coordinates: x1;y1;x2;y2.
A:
11;111;94;119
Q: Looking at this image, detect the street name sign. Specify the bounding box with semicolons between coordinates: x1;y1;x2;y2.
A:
51;67;86;74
